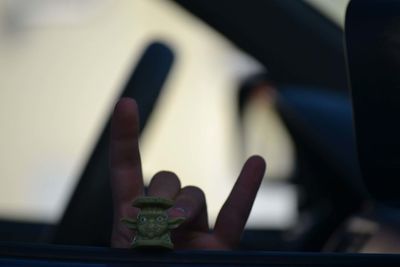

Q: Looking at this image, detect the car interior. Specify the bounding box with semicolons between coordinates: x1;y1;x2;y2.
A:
1;0;400;266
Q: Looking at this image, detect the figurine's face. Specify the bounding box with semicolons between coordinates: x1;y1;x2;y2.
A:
137;209;169;238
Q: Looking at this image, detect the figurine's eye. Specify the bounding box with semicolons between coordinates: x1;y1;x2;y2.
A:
156;216;165;222
139;217;147;223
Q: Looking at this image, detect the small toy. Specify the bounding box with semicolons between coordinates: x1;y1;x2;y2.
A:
121;196;185;249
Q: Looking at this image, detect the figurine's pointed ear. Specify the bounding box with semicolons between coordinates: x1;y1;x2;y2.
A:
168;217;185;229
121;218;137;229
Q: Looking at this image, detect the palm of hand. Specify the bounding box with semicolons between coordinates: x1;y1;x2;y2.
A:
110;98;266;250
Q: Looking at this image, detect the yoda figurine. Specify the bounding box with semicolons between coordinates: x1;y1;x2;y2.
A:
121;196;185;249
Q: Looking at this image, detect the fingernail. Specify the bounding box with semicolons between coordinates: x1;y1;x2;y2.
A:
175;207;186;214
169;207;187;217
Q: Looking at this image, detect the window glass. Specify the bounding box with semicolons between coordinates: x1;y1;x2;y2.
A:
304;0;350;27
0;0;298;230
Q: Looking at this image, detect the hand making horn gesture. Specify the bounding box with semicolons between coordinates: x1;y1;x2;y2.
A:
110;98;266;250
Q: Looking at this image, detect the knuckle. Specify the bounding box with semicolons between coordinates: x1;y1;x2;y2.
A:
182;186;206;201
155;170;177;177
151;171;181;186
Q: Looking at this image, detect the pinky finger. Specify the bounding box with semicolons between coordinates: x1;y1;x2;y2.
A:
214;155;266;247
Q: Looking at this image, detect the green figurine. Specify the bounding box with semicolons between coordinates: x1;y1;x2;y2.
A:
121;196;185;249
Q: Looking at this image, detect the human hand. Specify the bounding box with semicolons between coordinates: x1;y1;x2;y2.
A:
110;98;266;250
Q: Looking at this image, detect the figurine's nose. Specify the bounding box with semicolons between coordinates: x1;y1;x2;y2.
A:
148;220;157;229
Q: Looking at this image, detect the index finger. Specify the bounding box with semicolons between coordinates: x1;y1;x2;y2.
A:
110;98;144;210
214;155;266;247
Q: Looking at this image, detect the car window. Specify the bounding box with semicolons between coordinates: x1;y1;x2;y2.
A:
0;0;299;230
304;0;350;27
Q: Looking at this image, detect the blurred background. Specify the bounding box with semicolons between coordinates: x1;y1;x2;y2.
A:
0;0;353;250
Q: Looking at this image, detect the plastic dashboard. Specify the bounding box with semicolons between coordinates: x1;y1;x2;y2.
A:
1;243;400;267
